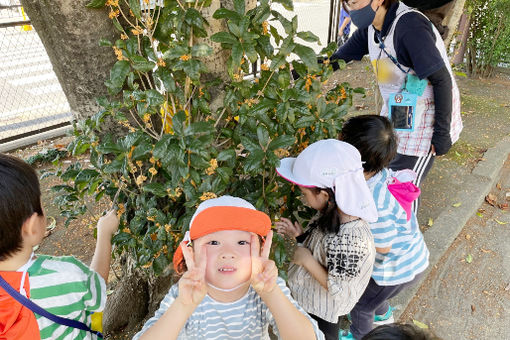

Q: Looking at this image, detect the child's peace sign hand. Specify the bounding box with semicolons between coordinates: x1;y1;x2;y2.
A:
250;231;278;294
177;241;208;306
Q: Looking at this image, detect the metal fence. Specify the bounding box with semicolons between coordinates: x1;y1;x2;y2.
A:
0;0;71;148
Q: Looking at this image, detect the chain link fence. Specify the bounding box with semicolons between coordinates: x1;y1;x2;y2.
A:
0;0;71;148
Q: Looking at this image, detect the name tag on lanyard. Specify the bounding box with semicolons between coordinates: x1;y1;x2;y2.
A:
388;92;417;131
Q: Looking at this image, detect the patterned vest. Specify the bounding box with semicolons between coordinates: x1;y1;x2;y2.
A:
368;3;462;157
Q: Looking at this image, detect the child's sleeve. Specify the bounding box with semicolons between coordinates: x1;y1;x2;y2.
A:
371;184;402;249
266;277;325;340
323;230;372;297
132;284;182;340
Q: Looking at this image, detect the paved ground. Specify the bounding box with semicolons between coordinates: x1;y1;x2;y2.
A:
400;155;510;339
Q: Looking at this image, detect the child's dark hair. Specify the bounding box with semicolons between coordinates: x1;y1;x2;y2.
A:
0;154;43;261
340;115;397;174
361;323;442;340
310;188;342;234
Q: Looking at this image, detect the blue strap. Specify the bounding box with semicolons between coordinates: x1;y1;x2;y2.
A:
0;274;103;338
376;31;409;75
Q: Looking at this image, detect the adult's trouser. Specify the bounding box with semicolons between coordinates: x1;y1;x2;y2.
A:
389;151;435;215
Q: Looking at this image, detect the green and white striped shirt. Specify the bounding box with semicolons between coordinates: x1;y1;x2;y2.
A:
27;255;106;339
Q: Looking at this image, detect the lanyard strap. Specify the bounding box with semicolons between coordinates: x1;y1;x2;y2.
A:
376;31;409;75
0;274;103;338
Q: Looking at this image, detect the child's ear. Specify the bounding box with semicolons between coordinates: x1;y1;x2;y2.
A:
21;213;45;246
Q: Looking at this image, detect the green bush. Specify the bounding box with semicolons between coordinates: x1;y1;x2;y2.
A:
53;0;362;276
465;0;510;77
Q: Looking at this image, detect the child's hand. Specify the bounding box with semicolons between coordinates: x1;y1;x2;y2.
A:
96;210;119;238
251;231;277;295
275;218;303;238
292;246;312;267
177;241;207;306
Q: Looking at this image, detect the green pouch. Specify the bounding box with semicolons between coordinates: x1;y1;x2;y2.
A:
404;73;427;96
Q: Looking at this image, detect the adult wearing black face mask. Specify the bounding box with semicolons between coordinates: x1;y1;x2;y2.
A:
331;0;462;219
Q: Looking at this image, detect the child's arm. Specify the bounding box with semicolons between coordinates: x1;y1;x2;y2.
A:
251;232;318;340
90;210;119;283
138;242;207;340
293;246;328;289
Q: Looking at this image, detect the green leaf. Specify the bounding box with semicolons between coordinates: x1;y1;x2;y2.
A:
86;0;106;8
231;42;243;67
145;89;165;107
240;136;262;154
412;319;429;329
99;38;112;47
216;167;233;184
268;135;296;151
143;183;168;197
211;32;238;45
253;4;271;25
184;8;205;30
243;149;265;173
257;126;270;148
476;212;484;218
465;254;473;263
131;56;156;72
494;219;508;225
297;31;320;43
233;0;245;14
105;60;130;94
217;149;236;162
294;44;318;72
427;218;434;227
228;21;242;38
162;45;189;60
452;202;462;207
129;0;142;19
191;43;213;57
213;8;241;21
154;68;177;92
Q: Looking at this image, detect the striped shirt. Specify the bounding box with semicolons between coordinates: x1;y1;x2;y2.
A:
27;255;106;340
133;277;324;340
288;220;375;322
367;169;430;286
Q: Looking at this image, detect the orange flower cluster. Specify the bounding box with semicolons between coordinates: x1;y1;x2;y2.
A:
262;21;269;35
200;192;217;201
108;9;120;19
205;158;218;175
112;46;126;61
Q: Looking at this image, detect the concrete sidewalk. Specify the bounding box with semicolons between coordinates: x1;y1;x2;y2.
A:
391;135;510;320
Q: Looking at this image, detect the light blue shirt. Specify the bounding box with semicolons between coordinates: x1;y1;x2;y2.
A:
367;168;429;285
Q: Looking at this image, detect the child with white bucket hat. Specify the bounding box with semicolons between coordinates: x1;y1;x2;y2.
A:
133;195;324;340
275;139;377;340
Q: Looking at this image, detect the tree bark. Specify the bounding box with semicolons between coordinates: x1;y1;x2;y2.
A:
443;0;467;49
452;12;469;65
19;0;118;121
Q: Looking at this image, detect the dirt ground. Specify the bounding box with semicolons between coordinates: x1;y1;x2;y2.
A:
6;61;510;339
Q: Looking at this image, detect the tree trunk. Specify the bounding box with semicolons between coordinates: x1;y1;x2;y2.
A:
452;12;469;65
19;0;118;121
443;0;467;49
